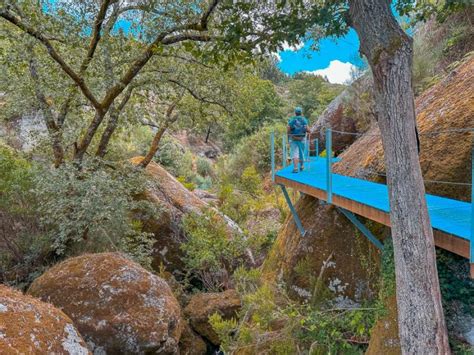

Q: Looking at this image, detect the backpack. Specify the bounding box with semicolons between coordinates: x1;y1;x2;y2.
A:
289;116;307;139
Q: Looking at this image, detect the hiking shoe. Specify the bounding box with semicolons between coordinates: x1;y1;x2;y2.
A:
300;166;304;172
292;168;299;173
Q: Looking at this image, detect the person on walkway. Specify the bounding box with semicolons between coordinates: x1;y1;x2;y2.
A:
287;107;308;173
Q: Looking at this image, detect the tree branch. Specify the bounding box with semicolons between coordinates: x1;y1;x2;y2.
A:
79;0;114;73
167;78;231;114
0;9;102;111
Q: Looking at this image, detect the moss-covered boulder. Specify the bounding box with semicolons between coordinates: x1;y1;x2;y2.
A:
263;198;380;302
28;252;183;354
0;285;89;354
184;289;241;345
366;296;401;355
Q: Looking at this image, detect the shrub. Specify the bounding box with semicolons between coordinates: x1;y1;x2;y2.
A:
33;159;157;268
181;209;248;291
196;156;213;177
210;280;376;354
240;166;262;196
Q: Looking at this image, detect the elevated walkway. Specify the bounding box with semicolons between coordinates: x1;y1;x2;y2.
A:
272;132;473;278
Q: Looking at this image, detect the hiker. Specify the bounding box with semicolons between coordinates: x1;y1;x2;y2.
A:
287;107;308;173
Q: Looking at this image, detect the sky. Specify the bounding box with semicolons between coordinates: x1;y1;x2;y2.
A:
277;29;364;85
278;3;407;85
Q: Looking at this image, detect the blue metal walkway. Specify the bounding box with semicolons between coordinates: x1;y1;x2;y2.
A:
276;158;472;242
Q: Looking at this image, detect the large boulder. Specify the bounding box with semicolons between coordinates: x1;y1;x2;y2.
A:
335;55;474;201
130;156;206;272
263;198;380;302
0;285;89;354
130;157;252;274
184;289;241;345
310;74;375;154
366;296;401;355
28;252;183;354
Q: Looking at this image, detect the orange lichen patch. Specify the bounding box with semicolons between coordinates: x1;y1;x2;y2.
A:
28;252;183;354
335;56;474;201
184;289;241;345
366;296;401;355
0;285;89;354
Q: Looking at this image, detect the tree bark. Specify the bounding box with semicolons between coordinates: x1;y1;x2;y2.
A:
139;124;170;168
27;48;65;167
348;1;449;354
139;101;179;168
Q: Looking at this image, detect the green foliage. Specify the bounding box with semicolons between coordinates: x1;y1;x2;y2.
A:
223;74;284;146
210;280;376;354
240;166;263;196
196;156;213;177
287;73;345;119
33;160;157;267
181;208;249;291
0;143;35;212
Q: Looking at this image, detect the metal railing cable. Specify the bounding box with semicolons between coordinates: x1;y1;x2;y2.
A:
357;168;472;186
312;127;474;187
330;127;474;137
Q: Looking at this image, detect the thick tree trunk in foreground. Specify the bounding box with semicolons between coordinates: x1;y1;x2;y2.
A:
348;1;449;354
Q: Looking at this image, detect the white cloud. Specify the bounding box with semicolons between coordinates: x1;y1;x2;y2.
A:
305;60;356;85
272;52;282;62
281;41;304;52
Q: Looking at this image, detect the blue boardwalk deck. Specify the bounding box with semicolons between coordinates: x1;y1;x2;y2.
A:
275;158;472;260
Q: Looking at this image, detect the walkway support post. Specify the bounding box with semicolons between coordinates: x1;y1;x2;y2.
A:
471;143;474;278
280;184;306;236
271;131;275;182
282;134;287;168
315;138;319;158
326;128;332;204
337;208;384;250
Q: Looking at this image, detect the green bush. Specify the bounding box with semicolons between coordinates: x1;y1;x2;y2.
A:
196;156;213;177
240;166;262;196
33;160;157;267
0;143;35;212
181;208;248;291
210;281;376;354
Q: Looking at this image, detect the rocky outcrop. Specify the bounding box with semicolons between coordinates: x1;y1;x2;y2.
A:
184;289;241;345
263;198;380;302
0;285;89;354
131;156;207;272
179;323;208;355
173;130;222;160
28;253;183;354
310;74;375;154
130;157;252;273
335;55;474;201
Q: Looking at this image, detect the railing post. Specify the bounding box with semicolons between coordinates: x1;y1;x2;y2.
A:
326;128;332;204
282;134;287;168
271;131;275;182
315;138;319;158
470;143;473;278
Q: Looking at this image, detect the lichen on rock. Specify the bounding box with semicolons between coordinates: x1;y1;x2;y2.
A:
184;289;241;345
28;252;183;354
0;285;89;354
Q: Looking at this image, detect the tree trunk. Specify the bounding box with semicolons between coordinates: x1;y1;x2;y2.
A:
139;124;169;168
348;1;450;354
205;125;211;143
28;49;65;167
